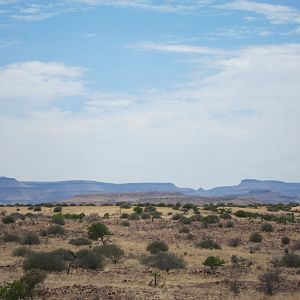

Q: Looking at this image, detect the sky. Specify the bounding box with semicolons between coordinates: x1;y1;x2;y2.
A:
0;0;300;189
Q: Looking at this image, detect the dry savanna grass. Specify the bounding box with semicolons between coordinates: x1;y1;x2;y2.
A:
0;203;299;299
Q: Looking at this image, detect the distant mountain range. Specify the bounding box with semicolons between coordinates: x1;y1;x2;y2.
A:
0;177;300;204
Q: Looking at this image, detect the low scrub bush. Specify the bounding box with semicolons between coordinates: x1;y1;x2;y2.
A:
179;226;190;234
146;241;168;254
42;225;65;236
93;244;124;263
52;213;65;225
21;233;40;246
0;280;29;300
75;249;104;270
141;252;186;271
120;213;129;219
280;253;300;268
12;247;31;257
120;220;130;226
195;238;221;250
53;206;62;213
228;237;241;247
281;236;290;245
23;251;67;272
2;232;20;243
2;215;15;224
249;232;263;243
261;223;274;232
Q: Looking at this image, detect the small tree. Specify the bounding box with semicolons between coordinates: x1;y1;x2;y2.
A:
203;256;225;270
88;223;112;244
21;269;47;297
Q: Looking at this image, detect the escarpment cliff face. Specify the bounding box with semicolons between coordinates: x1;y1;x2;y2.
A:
0;177;299;204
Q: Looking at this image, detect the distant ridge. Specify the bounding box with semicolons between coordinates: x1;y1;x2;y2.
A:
0;177;299;204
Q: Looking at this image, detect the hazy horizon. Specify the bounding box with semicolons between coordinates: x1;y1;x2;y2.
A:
1;0;300;189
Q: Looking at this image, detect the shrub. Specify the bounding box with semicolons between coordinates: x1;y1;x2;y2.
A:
52;213;65;225
141;252;185;271
179;226;190;234
23;251;66;272
53;206;62;213
203;256;225;269
2;215;15;224
88;223;112;244
190;214;202;222
146;241;169;254
42;225;65;236
93;244;124;264
171;213;182;221
69;238;91;246
281;236;290;245
203;215;219;224
128;213;140;220
186;233;194;240
141;213;150;219
259;271;280;295
103;213;109;219
13;247;31;257
21;233;40;246
120;220;130;227
225;221;234;228
179;216;191;225
228;238;241;247
133;206;143;214
51;248;74;261
120;213;129;219
84;213;101;223
2;233;20;243
261;223;274;232
249;232;263;243
21;269;47;296
220;213;232;220
0;280;29;300
33;206;41;212
195;238;221;250
280;253;300;268
75;249;104;270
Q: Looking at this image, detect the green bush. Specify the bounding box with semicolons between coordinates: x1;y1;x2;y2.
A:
195;238;221;250
203;256;225;269
146;241;168;254
179;216;191;225
141;213;150;219
261;223;274;232
0;280;29;300
225;221;234;228
2;215;15;224
69;238;91;246
203;215;219;224
52;213;65;225
75;249;104;270
33;206;41;212
141;252;186;271
93;244;124;264
21;233;40;246
249;232;263;243
23;251;66;272
133;206;143;214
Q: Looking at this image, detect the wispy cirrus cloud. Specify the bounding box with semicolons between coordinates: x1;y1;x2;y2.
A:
128;41;230;56
220;0;300;26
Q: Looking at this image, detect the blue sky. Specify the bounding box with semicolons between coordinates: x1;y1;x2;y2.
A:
0;0;300;188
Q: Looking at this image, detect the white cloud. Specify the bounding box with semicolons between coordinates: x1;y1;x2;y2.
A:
220;0;300;25
0;61;85;100
0;43;300;187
